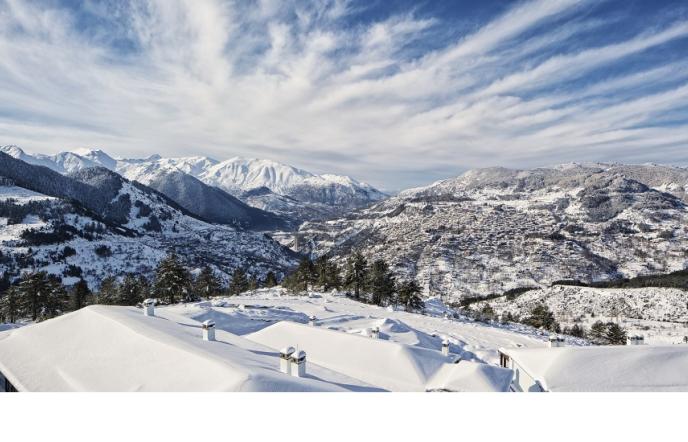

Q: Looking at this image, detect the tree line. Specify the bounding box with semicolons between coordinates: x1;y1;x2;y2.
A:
282;251;424;312
0;252;278;323
475;303;628;345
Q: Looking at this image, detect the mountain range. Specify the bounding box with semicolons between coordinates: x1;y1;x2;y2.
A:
0;146;386;227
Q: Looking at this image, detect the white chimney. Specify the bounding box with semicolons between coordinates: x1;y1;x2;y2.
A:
290;350;307;377
371;326;380;339
627;335;645;346
143;299;155;317
548;336;565;348
279;347;295;375
202;320;216;341
441;339;450;356
308;315;316;326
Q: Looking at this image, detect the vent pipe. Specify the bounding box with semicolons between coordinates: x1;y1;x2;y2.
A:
202;320;216;341
371;326;380;339
441;339;450;356
627;335;645;346
548;336;565;348
291;350;307;377
280;347;296;375
308;315;316;327
143;299;155;317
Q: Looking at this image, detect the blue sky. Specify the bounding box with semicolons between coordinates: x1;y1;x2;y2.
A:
1;0;688;190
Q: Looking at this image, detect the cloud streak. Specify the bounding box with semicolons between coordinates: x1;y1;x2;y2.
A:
0;0;687;189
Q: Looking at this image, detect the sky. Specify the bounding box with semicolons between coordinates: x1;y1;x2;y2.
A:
1;0;688;191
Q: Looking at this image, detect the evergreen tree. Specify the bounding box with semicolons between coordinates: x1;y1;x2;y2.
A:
367;259;395;306
480;303;496;321
17;271;52;321
154;253;193;303
343;251;368;299
589;320;608;344
283;258;316;293
97;276;119;305
0;286;19;323
264;271;278;288
194;266;222;298
229;268;249;295
41;275;68;320
315;255;341;291
71;278;92;310
118;274;143;306
563;323;587;338
396;279;424;312
605;322;628;345
247;275;259;292
524;304;559;332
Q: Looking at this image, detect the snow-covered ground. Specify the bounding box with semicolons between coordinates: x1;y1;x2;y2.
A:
160;288;585;366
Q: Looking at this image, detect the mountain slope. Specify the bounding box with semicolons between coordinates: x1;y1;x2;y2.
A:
1;146;388;224
0;154;299;287
296;164;688;301
0;146;289;230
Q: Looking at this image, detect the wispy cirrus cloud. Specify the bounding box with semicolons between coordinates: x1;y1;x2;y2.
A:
0;0;687;189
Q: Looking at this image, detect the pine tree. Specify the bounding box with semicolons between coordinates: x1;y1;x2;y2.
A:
194;266;222;298
0;286;19;323
264;271;278;288
247;275;259;292
97;276;119;305
343;251;368;299
396;279;424;312
283;258;316;293
229;268;249;295
154;253;193;304
17;271;52;321
589;320;608;344
41;275;68;320
367;259;395;306
524;304;559;332
315;255;341;291
71;278;92;310
605;322;628;345
567;323;586;338
118;274;142;306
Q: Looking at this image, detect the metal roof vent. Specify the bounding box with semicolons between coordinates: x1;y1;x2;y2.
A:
202;320;216;341
143;299;155;317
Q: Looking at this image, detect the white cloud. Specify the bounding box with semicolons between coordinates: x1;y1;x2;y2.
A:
0;0;687;189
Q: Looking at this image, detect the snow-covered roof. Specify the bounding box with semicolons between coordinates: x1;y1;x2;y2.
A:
246;321;512;392
0;306;375;392
500;345;688;392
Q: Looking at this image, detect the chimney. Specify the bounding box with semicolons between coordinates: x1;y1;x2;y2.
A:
371;326;380;339
308;315;316;327
441;339;450;356
548;336;565;348
143;299;155;317
290;350;307;377
627;335;645;346
279;347;295;375
202;320;216;341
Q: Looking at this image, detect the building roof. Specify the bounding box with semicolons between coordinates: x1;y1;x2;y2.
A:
0;305;377;392
499;345;688;392
246;321;513;392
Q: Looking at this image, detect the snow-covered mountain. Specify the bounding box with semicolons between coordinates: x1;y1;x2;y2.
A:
0;146;387;224
0;152;299;287
296;164;688;301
